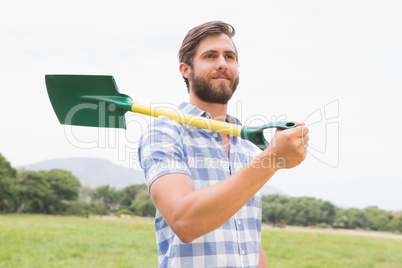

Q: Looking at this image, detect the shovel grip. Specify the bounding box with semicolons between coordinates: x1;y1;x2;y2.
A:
240;121;297;150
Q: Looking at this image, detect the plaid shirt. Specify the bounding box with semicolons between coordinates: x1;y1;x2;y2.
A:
138;102;261;268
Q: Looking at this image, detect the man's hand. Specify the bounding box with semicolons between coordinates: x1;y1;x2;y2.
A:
265;124;309;169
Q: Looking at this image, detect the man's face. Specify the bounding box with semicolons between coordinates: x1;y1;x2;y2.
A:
189;34;239;105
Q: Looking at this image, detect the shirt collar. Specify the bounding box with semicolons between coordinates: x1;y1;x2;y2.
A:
178;102;242;126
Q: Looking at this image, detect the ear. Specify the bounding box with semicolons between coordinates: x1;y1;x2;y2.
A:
179;63;191;79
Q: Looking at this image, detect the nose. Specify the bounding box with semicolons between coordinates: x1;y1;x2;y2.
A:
216;55;228;71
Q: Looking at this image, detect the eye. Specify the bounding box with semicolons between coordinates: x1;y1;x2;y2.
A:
225;54;236;60
205;54;216;59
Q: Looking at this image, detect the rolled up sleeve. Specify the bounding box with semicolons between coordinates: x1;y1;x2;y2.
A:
138;117;192;191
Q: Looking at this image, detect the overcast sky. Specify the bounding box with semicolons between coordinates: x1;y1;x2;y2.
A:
1;0;401;211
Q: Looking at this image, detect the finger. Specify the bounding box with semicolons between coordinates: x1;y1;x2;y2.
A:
295;126;309;138
302;135;310;144
301;126;309;136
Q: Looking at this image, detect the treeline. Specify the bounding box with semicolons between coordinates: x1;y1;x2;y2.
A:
0;153;155;217
262;195;402;233
1;153;401;233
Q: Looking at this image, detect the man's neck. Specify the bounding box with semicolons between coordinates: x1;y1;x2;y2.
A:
189;94;228;122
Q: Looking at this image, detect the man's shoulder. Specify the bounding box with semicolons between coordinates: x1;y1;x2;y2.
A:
138;116;187;148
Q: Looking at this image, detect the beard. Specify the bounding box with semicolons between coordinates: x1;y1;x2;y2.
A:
190;71;239;105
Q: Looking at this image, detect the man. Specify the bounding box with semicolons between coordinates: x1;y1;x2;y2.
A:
138;21;309;267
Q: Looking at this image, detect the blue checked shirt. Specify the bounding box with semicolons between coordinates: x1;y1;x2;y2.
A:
138;102;262;268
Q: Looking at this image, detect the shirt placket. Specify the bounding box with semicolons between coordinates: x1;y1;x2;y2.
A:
228;135;247;267
211;131;231;175
213;130;248;267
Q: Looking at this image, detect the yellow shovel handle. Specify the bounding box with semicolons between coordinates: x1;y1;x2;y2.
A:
131;102;242;137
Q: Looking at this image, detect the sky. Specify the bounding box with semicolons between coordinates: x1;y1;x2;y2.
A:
1;0;401;211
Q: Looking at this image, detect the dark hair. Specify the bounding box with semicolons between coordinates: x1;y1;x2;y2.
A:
178;21;238;90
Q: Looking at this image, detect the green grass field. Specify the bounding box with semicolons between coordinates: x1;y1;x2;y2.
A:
1;214;401;267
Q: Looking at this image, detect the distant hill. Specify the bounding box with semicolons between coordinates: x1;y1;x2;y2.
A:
18;157;145;189
18;157;287;195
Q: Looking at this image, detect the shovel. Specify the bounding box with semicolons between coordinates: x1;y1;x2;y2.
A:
45;74;296;150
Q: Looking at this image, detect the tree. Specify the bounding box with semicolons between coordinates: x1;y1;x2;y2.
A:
17;170;56;213
129;187;156;217
42;169;81;212
319;201;336;225
117;184;147;208
262;201;286;225
43;169;81;200
364;206;393;231
261;195;288;224
388;215;402;233
0;153;18;212
261;195;337;226
90;185;120;211
335;208;366;229
283;197;320;226
17;169;81;214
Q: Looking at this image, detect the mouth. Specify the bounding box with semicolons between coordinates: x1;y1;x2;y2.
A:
212;75;230;81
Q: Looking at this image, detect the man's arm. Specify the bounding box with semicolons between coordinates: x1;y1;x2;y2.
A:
149;126;309;243
150;153;275;243
259;245;268;268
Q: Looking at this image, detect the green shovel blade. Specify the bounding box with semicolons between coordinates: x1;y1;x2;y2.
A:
45;75;132;129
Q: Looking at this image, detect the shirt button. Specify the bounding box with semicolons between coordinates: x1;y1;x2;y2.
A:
213;133;218;138
238;220;241;225
241;250;246;255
